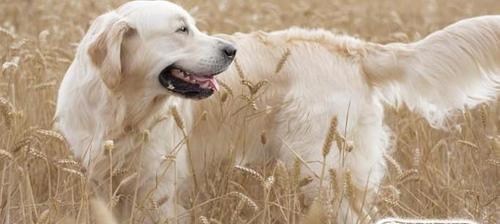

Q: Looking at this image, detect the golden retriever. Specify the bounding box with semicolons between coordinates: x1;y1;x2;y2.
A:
193;15;500;223
55;0;500;223
55;0;235;222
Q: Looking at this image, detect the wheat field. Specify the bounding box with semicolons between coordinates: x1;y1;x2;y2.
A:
0;0;499;223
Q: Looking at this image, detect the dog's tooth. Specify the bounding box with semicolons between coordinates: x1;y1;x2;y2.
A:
201;82;209;89
172;69;185;79
167;81;175;90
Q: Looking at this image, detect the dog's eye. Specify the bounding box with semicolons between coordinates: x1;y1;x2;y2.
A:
176;26;189;34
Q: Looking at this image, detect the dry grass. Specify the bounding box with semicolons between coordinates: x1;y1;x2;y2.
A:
1;0;499;223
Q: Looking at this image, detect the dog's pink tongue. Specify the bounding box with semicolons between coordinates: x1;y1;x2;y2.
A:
208;78;219;91
192;75;220;91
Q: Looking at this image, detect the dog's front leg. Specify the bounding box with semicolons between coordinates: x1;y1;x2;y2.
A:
130;139;191;224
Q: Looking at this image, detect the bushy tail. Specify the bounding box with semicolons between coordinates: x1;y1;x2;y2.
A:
362;16;500;126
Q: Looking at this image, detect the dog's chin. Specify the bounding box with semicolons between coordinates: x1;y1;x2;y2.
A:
159;65;222;99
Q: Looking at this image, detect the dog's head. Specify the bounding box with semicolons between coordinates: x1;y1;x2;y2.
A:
86;0;236;100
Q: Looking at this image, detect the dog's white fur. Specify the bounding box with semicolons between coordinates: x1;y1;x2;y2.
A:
55;1;233;222
203;16;500;223
55;0;500;222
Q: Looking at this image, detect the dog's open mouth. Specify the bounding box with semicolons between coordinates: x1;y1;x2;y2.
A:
159;65;221;99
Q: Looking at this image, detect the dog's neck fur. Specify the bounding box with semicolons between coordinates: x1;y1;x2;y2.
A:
55;49;171;169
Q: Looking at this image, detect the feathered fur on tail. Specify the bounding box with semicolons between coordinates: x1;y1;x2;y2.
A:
363;16;500;126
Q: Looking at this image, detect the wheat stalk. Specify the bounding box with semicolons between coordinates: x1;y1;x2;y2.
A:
109;194;122;208
479;104;488;129
396;169;419;185
228;191;259;211
35;129;66;144
255;31;274;46
320;116;338;188
104;140;114;204
334;133;343;153
344;170;363;218
344;170;355;201
0;97;14;128
298;176;313;188
275;48;291;74
220;92;228;103
230;199;245;223
217;79;233;96
234;58;246;80
104;140;114;153
486;159;500;166
251;80;268;95
55;159;79;167
170;107;199;190
274;160;289;189
329;169;340;202
322;116;338;157
234;165;265;184
263;176;275;190
199;216;210;224
61;168;84;177
457;140;479;150
36;209;49;224
0;27;16;39
27;146;47;160
112;173;138;200
413;147;421;168
31;80;57;90
293;158;301;184
111;168;128;177
0;149;14;160
170;106;185;131
383;154;403;176
381;197;399;208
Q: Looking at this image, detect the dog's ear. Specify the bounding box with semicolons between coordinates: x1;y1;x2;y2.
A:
88;13;134;90
362;16;500;126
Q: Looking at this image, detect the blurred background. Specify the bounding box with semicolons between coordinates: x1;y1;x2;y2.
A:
0;0;499;223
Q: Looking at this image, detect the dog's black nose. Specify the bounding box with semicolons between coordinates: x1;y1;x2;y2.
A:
222;45;237;59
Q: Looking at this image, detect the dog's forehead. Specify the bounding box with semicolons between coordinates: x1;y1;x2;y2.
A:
118;1;194;26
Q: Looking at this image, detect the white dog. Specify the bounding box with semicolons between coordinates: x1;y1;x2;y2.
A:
55;0;500;223
55;1;235;222
188;16;500;223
